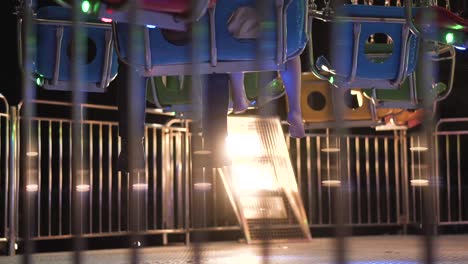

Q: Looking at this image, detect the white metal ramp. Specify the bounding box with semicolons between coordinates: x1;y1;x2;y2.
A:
218;116;312;243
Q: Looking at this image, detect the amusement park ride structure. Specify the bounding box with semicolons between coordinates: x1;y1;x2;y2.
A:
6;0;468;252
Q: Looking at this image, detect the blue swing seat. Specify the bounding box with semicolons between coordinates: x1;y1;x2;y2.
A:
320;5;421;89
114;0;308;76
35;6;119;92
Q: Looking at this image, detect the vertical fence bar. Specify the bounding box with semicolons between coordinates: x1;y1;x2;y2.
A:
296;138;302;195
59;121;63;235
457;134;462;222
89;124;94;234
384;137;390;223
326;136;332;224
1;103;5;242
48;120;52;236
402;131;409;231
107;125;113;232
38;120;42;236
99;124;103;233
69;124;72;235
184;125;190;245
306;136;313;223
445;135;451;222
435;128;440;226
8;107;17;256
347;136;351;224
375;137;381;224
316;136;323;224
411;136;416;222
153;128;157;230
355;137;361;224
394;131;401;229
365;137;371;223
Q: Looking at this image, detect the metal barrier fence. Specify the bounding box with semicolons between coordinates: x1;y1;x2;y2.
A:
287;131;405;228
9;100;192;244
434;119;468;226
0;95;9;245
1;99;468;255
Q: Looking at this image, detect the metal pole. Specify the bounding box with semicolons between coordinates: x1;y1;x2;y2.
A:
8;107;17;256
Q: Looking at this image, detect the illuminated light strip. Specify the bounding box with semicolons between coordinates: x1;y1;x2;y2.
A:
321;147;340;153
26;184;39;192
26;151;38;157
132;183;149;191
101;17;113;23
410;179;429;187
76;184;90;192
321;180;342;187
409;146;428;152
194;182;212;191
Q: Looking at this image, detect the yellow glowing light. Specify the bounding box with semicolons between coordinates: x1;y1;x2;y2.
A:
321;180;341;187
26;151;38;157
321;147;340;153
225;134;263;159
132;183;148;191
410;179;429;187
409;146;428;152
76;184;90;192
231;163;278;192
26;184;39;192
193;182;212;191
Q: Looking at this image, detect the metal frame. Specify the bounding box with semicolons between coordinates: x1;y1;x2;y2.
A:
0;95;10;252
95;0;213;31
308;5;419;89
112;0;307;76
7;100;190;248
0;99;467;255
369;45;456;111
17;16;117;92
434;118;468;226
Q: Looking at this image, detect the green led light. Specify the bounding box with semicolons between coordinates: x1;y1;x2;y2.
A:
450;25;464;30
36;77;44;86
81;0;91;13
445;32;455;44
93;2;100;13
329;76;334;84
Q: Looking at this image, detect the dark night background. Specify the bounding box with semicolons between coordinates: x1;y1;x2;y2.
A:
3;0;468;120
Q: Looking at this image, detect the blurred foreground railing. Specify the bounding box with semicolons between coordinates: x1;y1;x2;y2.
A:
1;99;468;255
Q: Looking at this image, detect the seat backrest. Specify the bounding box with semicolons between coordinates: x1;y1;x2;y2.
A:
330;5;420;83
35;6;119;91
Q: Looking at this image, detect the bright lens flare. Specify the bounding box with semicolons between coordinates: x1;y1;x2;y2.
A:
225;134;263;159
231;163;278;192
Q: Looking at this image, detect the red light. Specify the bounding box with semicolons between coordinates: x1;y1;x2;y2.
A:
101;17;113;23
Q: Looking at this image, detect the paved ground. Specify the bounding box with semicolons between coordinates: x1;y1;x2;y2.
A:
1;235;468;264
